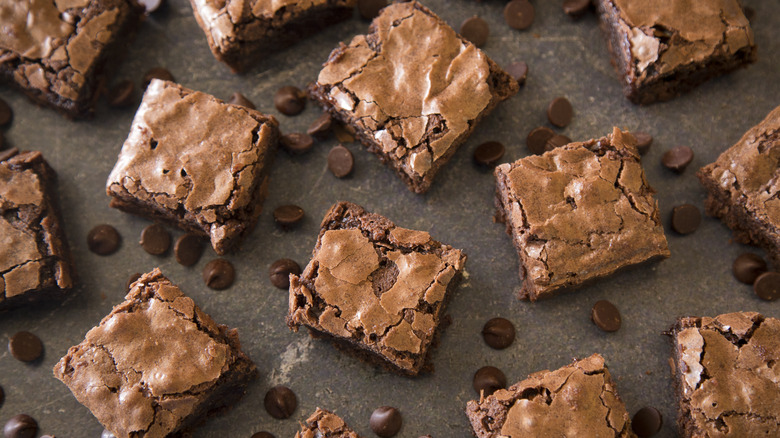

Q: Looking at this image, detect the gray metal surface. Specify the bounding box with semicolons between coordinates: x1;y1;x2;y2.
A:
0;0;778;436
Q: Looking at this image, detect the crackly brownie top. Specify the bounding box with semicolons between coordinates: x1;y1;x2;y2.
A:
674;312;780;436
315;1;496;179
296;408;362;438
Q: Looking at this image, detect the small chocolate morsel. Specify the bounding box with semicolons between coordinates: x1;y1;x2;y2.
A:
546;134;572;151
107;80;135;107
142;67;174;88
328;145;354;178
87;224;121;256
269;259;302;289
358;0;387;20
547;97;573;128
202;259;235;290
527;127;555;155
273;205;305;228
138;0;164;13
633;131;653;155
228;92;255;110
733;253;767;285
754;272;780;301
482;317;515;349
504;0;534;30
632;406;663;438
460;16;489;48
126;272;142;290
0;97;13;127
562;0;591;18
280;133;314;154
264;385;297;419
370;406;403;438
307;112;333;140
505;61;528;86
8;331;43;362
3;414;37;438
591;300;621;332
251;433;275;438
473;141;505;166
174;233;205;267
670;204;701;235
473;366;507;396
661;146;694;173
140;223;171;255
274;86;306;116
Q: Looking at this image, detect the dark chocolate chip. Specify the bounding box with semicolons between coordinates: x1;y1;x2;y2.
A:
562;0;591;18
754;272;780;301
670;204;701;235
546;134;572;151
273;205;305;228
264;385;297;419
547;97;573;128
87;224;121;256
632;406;663;438
202;259;235;290
228;92;255;110
504;0;535;30
661;146;694;173
591;300;621;332
107;80;135;107
280;133;314;154
269;258;302;289
460;16;489;47
127;272;142;291
142;67;175;88
274;86;306;116
473;366;507;396
140;223;171;255
358;0;388;20
473;141;505;166
174;233;205;267
307;112;333;140
733;253;768;285
482;317;516;349
505;61;528;86
3;414;37;438
0;97;12;127
251;433;275;438
0;148;18;162
328;145;354;178
633;131;653;155
526;127;555;155
8;331;43;362
370;406;402;438
101;429;116;438
138;0;164;13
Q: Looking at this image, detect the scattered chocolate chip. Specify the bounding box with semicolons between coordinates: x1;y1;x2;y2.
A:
8;331;43;362
274;86;306;116
473;366;507;396
460;16;489;47
504;0;535;30
87;224;121;256
3;414;37;438
127;272;142;290
307;112;333;140
174;233;205;267
264;385;297;419
138;0;164;13
140;223;171;255
142;67;175;88
547;97;573;128
273;205;305;228
562;0;591;18
107;80;135;107
202;259;235;290
546;134;572;151
633;131;653;155
527;127;555;155
632;406;663;438
670;204;701;235
661;146;694;173
754;271;780;301
251;433;275;438
482;317;516;349
269;258;302;289
101;429;116;438
280;133;314;154
370;406;403;438
358;0;387;20
328;145;354;178
473;141;505;166
591;300;621;332
332;123;356;143
228;92;255;110
505;61;528;86
0;97;13;127
733;253;768;285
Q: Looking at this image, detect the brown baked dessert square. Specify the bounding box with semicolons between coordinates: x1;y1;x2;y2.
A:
296;408;362;438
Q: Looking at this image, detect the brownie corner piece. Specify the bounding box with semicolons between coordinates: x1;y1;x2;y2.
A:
287;201;466;376
296;408;362;438
0;149;75;311
494;128;669;301
106;79;279;255
595;0;756;104
670;311;780;437
466;353;633;437
53;268;258;437
308;0;519;193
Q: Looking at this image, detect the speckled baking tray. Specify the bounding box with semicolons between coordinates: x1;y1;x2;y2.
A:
0;1;778;437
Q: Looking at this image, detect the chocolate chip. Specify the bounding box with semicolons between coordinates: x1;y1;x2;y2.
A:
280;133;314;154
264;385;297;419
733;253;768;285
473;141;505;167
370;406;402;438
482;317;515;349
269;258;302;289
460;16;489;47
661;146;694;173
631;406;663;438
138;0;164;13
591;300;621;332
174;233;205;266
633;131;653;155
754;272;780;301
547;97;573;128
107;80;135;107
473;366;507;396
307;112;333;140
142;67;175;88
127;272;142;290
273;205;305;228
670;204;701;235
527;127;555;155
140;223;171;255
505;61;528;86
87;224;121;256
8;331;43;362
202;259;235;290
251;433;275;438
562;0;591;18
358;0;388;20
546;134;572;151
0;97;13;127
504;0;535;30
328;145;354;178
274;86;306;116
228;92;255;110
3;414;37;438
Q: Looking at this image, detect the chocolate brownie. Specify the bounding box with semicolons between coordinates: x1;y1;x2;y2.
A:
670;312;780;437
0;149;74;311
0;0;143;118
308;1;519;193
106;79;279;255
494;128;669;301
697;105;780;267
287;201;466;376
466;354;634;437
53;268;258;437
296;408;362;438
595;0;756;104
189;0;356;73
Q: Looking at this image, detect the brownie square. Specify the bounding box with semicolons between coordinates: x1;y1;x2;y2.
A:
698;105;780;267
296;408;362;438
287;201;466;376
53;268;258;437
595;0;756;104
494;128;669;301
0;149;74;311
670;312;780;437
189;0;356;73
0;0;143;118
466;354;634;437
308;1;519;194
106;79;279;255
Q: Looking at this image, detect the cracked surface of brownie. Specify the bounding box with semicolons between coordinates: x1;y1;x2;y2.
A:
671;311;780;437
106;79;279;255
287;201;466;376
0;149;74;311
494;128;669;301
53;268;258;438
595;0;756;104
308;1;519;193
296;408;362;438
465;354;635;437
